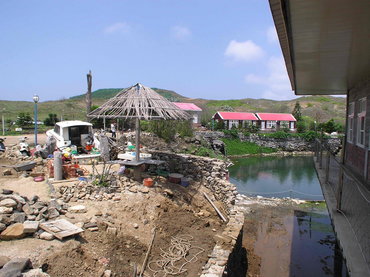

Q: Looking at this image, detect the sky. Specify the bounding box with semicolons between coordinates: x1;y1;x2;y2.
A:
0;0;298;102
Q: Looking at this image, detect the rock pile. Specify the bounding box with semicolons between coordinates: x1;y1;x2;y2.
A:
0;189;68;240
0;145;34;162
56;180;123;202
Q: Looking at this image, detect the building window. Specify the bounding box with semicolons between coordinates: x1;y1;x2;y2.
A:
280;121;289;128
266;121;276;129
347;102;354;143
357;98;366;147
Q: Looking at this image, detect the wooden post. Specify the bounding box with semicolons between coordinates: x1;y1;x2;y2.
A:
325;152;330;184
135;118;140;162
86;70;92;121
336;139;346;211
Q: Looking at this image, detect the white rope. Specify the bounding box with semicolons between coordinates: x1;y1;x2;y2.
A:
147;235;205;276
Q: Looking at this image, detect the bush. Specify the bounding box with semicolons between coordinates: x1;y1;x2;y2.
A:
177;120;193;138
296;121;307;133
149;120;193;142
245;123;260;133
140;120;150;131
222;129;239;139
16;113;33;128
262;131;289;139
298;131;317;142
44;114;59;126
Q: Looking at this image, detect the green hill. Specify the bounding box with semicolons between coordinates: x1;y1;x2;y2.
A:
70;87;186;102
0;88;346;129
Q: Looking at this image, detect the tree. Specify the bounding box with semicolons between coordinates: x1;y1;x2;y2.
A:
16;113;32;127
44;114;59;126
292;101;302;121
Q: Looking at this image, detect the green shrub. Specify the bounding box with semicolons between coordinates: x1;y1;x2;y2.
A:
140;120;150;131
296;121;307;133
298;131;317;141
177;120;193;138
262;131;289;139
223;129;239;139
148;120;193;142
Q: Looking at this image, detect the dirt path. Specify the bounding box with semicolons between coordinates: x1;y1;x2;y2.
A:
1;134;47;147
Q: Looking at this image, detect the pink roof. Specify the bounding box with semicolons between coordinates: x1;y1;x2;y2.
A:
256;113;296;121
173;102;202;111
216;112;258;121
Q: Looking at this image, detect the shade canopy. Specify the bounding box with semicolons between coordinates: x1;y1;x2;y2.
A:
88;83;190;120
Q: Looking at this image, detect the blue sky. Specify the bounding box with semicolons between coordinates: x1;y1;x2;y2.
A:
0;0;296;102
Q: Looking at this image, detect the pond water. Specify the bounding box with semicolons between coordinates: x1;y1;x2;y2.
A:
229;156;349;276
229;156;324;200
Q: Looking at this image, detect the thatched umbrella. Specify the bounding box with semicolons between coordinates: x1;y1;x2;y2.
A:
88;83;190;162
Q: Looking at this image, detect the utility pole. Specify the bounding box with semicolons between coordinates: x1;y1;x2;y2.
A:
86;70;92;121
2;114;4;136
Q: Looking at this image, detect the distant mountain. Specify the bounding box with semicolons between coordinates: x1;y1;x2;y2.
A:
70;88;186;102
0;87;346;125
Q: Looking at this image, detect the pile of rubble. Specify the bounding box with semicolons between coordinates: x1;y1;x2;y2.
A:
0;189;68;241
0;145;34;162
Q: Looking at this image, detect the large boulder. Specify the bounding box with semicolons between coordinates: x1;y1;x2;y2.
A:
0;258;31;277
0;223;25;240
0;199;17;208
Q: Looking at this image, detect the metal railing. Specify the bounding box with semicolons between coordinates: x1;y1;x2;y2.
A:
314;139;370;269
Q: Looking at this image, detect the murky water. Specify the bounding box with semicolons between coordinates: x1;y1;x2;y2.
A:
229;156;323;200
229;156;349;276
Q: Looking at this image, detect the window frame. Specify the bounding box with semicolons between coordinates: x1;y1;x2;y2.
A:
347;102;354;143
356;98;366;147
266;120;277;129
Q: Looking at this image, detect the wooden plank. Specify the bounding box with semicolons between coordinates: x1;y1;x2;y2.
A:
203;192;228;222
40;219;84;240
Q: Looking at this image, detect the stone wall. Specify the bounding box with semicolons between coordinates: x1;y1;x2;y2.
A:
149;151;245;276
150;151;237;211
196;131;341;153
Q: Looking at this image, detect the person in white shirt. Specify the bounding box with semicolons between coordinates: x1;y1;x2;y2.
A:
111;123;116;138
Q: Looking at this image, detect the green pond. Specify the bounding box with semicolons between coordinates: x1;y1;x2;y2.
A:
229;155;323;200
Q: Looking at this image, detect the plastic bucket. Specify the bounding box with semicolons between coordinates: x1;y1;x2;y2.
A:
143;178;154;187
180;178;190;187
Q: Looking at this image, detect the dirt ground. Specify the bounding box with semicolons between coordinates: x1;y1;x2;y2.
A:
1;134;48;147
0;164;225;277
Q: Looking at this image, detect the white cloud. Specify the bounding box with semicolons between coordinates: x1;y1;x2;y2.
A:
267;26;278;43
245;74;264;84
171;26;191;41
245;56;295;100
104;22;131;34
225;40;264;62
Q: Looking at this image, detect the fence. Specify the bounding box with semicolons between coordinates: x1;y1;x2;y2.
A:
314;139;370;270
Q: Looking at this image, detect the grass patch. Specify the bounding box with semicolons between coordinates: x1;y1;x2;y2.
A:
222;138;277;155
298;201;327;211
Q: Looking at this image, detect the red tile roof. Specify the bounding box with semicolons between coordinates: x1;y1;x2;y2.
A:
256;113;296;121
173;102;202;111
215;112;258;121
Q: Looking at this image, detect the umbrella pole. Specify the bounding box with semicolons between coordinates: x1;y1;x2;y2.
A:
135;118;140;162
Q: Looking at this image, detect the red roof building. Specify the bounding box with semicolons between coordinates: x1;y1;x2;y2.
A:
173;102;202;124
173;102;202;112
256;113;296;131
212;111;296;131
212;112;258;129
